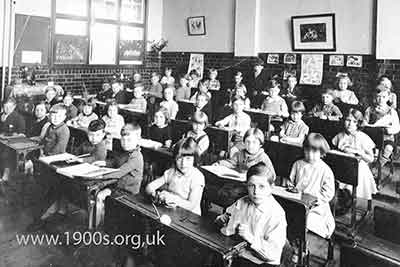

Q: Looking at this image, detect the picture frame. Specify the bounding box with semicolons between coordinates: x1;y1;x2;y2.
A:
291;13;336;51
284;53;297;64
329;55;344;66
267;54;279;64
187;16;206;36
346;55;363;68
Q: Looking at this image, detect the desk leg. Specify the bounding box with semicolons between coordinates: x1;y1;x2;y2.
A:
88;197;95;230
350;188;357;231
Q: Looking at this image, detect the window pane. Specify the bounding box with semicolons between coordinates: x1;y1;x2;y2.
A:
93;0;118;20
120;0;144;23
90;23;117;64
119;26;144;63
56;0;88;16
55;35;88;64
56;19;87;36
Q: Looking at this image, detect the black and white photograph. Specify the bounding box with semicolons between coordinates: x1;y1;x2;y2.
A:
0;1;399;267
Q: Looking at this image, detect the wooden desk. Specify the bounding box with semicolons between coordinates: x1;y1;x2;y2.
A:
264;140;361;230
0;135;43;173
177;100;195;121
244;109;271;134
205;126;234;154
118;105;149;130
36;156;118;229
200;166;315;266
104;192;246;267
170;119;192;143
341;207;400;267
303;117;342;146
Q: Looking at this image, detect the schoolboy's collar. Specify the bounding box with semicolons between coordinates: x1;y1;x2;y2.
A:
50;122;65;129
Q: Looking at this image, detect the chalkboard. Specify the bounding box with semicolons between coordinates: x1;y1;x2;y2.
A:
14;14;50;66
54;34;88;64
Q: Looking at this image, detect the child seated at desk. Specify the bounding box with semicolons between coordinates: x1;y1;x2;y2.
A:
68;98;98;129
281;75;302;100
146;137;205;215
96;79;112;102
332;74;359;105
233;84;251;109
160;86;179;119
79;119;108;164
184;111;210;157
364;85;400;168
288;133;335;238
279;101;309;144
188;69;201;91
128;84;147;112
216;162;286;267
378;75;397;109
101;101;125;140
0;98;26;182
149;107;172;148
233;71;247;94
190;80;212;102
27;101;49;138
205;68;221;91
111;80;130;104
95;123;144;227
215;96;251;147
176;75;191;101
38;104;70;220
191;92;212;120
160;67;175;88
261;80;289;118
310;89;343;121
44;86;60;108
63;92;78;121
332;108;376;200
148;72;163;98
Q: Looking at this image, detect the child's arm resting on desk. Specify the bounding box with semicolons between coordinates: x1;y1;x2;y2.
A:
240;218;287;263
103;157;142;179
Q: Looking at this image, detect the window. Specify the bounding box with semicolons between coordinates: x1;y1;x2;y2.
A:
52;0;146;65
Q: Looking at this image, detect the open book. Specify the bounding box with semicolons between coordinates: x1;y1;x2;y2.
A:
39;153;78;165
56;163;119;179
202;165;246;182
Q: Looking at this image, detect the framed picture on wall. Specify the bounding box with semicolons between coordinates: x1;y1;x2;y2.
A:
346;55;363;68
267;54;279;64
291;13;336;51
284;53;297;64
187;16;206;36
329;55;344;66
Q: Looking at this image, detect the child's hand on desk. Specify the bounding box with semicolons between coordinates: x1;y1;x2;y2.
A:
164;140;172;148
237;224;254;244
215;213;231;227
159;191;178;207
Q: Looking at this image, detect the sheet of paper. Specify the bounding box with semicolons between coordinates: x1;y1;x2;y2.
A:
21;50;42;64
56;163;118;178
202;165;246;182
300;54;324;85
39;153;77;164
272;185;302;200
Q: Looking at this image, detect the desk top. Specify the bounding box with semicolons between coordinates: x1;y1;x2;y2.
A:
112;192;246;255
0;135;43;151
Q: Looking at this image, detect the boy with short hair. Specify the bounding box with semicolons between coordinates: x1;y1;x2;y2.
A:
79;119;108;164
311;89;343;120
216;162;287;267
63;92;78;120
148;72;163;98
128;84;147;112
95;123;144;227
42;103;70;156
111;80;130;104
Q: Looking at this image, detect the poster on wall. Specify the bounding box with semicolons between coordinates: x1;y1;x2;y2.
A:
267;54;279;64
284;53;297;64
300;54;324;85
187;53;204;78
346;55;363;68
329;55;344;66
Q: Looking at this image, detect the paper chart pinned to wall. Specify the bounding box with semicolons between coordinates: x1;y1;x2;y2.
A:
300;54;324;85
187;53;204;79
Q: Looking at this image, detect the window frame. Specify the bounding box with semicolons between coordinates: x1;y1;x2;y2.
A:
50;0;147;68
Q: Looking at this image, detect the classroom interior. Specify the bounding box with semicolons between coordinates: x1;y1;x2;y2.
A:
1;0;400;266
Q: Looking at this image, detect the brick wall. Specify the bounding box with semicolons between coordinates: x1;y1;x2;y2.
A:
161;52;378;105
0;51;162;95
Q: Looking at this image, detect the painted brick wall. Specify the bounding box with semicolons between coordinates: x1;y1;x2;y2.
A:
0;51;162;95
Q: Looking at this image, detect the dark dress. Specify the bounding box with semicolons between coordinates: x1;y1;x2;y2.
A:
148;124;172;144
247;69;269;106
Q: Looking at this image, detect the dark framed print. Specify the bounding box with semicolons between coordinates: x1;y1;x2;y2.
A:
291;13;336;51
187;16;206;36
